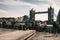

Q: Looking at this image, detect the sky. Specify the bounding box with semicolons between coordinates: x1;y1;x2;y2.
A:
0;0;60;21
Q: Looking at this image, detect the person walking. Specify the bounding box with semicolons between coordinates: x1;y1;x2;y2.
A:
53;21;59;37
43;22;47;32
2;21;6;28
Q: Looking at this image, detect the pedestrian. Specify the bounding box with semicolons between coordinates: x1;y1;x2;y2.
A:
11;21;15;29
53;21;59;37
39;21;42;31
39;21;44;31
43;22;47;32
2;21;6;28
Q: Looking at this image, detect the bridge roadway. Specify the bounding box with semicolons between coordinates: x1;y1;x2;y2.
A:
0;30;36;40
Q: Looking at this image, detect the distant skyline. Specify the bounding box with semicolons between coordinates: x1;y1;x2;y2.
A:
0;0;60;21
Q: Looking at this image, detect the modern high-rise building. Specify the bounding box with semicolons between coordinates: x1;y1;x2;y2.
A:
57;10;60;23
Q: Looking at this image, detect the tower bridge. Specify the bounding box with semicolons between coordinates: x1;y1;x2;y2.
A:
29;6;54;24
35;11;48;14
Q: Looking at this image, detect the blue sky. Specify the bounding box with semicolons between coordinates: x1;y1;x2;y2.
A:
0;0;60;21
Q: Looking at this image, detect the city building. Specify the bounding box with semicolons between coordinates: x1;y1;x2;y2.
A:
57;10;60;24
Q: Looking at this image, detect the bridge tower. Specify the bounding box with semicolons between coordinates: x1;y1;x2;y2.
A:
48;6;54;24
30;8;35;21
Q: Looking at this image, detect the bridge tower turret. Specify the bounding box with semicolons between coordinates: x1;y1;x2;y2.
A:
48;6;54;24
30;8;35;21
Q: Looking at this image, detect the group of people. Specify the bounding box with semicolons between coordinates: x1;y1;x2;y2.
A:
1;20;60;36
35;21;60;37
35;21;47;31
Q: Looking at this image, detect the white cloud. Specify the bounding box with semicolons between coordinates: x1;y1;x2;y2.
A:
0;0;60;21
0;9;8;14
0;9;22;17
0;0;37;7
0;9;9;17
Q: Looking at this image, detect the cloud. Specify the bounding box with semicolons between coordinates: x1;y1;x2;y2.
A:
48;0;60;15
0;0;4;2
0;9;8;14
0;0;60;20
0;9;17;17
53;0;60;5
0;9;22;17
0;9;9;17
15;0;49;4
0;0;37;7
0;4;9;10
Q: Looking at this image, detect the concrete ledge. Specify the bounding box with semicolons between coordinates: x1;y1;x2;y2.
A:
0;30;36;40
26;32;36;40
20;30;36;40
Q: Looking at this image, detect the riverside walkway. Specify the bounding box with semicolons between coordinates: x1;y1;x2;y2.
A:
0;30;36;40
31;32;60;40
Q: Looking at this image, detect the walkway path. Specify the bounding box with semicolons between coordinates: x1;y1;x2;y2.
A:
0;28;15;35
0;30;36;40
31;32;60;40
